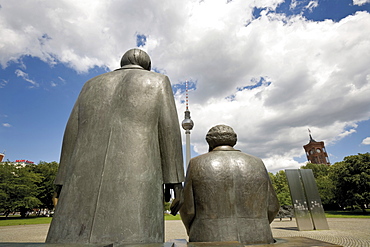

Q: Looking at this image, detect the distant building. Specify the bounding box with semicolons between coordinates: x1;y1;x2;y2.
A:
14;159;35;167
0;158;35;167
303;131;330;165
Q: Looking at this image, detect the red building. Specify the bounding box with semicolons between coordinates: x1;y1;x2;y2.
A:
303;132;330;165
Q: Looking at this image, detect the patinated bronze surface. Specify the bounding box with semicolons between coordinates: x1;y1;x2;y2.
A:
46;49;184;245
180;125;279;245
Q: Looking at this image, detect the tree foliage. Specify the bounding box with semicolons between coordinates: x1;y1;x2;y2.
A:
270;153;369;211
329;153;370;212
269;170;291;206
0;161;58;217
31;161;59;210
164;201;171;212
301;163;335;206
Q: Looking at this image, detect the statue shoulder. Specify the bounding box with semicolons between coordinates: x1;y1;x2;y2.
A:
126;69;169;84
234;152;265;165
147;70;169;81
187;153;212;170
82;70;119;85
190;152;213;162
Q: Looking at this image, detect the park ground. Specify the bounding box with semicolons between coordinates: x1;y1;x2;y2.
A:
0;210;368;227
0;218;369;247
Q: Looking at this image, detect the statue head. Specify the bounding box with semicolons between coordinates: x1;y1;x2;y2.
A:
206;124;237;151
120;48;151;71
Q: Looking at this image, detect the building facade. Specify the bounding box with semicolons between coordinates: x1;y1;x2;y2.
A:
303;134;330;165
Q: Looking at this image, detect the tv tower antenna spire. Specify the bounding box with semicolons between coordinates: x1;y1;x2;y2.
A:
181;81;194;169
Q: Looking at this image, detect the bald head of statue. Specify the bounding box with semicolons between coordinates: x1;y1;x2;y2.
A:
120;48;152;71
206;125;237;151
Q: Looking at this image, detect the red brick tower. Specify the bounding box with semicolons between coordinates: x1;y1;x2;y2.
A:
0;152;4;162
303;130;330;165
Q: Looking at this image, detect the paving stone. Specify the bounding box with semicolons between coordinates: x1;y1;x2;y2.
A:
0;218;369;247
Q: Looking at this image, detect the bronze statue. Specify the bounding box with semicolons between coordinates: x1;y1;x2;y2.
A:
180;125;279;245
46;49;184;245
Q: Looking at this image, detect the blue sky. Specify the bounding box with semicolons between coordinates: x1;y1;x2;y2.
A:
1;0;369;172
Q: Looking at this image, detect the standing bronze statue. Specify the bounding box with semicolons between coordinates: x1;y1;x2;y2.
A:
180;125;279;245
46;49;184;245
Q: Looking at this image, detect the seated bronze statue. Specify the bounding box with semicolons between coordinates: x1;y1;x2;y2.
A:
180;125;279;245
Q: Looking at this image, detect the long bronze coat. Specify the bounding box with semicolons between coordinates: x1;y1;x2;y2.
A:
180;146;279;245
46;65;184;244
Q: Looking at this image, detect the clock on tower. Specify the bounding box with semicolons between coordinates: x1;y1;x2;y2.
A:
303;130;330;165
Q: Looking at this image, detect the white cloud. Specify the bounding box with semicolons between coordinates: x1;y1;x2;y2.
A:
263;155;305;173
361;137;370;145
336;128;357;140
1;0;370;171
290;0;299;9
58;77;66;82
306;1;319;12
290;0;318;12
2;123;11;128
353;0;370;6
15;69;39;87
0;79;8;88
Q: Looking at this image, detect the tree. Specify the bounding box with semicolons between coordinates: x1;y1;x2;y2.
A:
164;201;171;212
301;163;335;207
329;153;370;212
269;170;291;206
32;161;59;211
0;162;42;217
0;163;13;215
301;163;330;178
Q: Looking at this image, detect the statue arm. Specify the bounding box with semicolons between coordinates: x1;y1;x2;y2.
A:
180;164;195;235
168;183;184;216
159;76;185;184
54;101;79;193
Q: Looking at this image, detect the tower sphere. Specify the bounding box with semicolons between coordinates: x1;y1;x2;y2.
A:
182;110;194;130
182;118;194;131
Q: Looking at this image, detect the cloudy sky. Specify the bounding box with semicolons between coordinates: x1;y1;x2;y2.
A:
1;0;369;172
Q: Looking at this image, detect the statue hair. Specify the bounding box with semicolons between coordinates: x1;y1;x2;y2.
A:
120;48;151;71
206;125;237;151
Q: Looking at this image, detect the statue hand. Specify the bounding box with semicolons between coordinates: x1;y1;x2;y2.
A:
164;184;171;202
170;198;181;216
170;183;184;216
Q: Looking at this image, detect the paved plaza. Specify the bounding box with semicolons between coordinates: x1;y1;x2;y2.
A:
0;218;369;247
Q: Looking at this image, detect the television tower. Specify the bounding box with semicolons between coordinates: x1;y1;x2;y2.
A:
181;81;194;169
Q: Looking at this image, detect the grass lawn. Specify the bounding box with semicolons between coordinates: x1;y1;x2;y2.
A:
0;216;53;226
0;214;182;227
164;214;181;220
325;209;370;218
2;210;368;226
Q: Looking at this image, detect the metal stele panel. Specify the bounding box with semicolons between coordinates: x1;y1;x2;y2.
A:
285;169;314;231
299;169;329;230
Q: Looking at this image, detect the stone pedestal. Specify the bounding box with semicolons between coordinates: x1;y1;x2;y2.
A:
0;238;342;247
170;238;342;247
